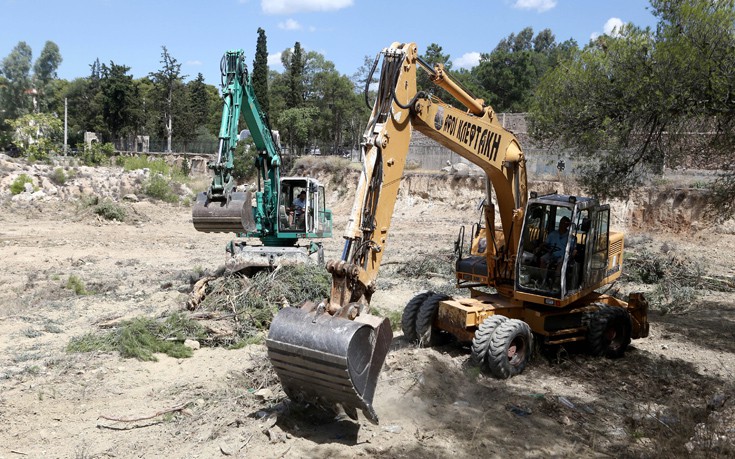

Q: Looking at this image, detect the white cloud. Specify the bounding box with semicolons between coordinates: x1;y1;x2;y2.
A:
512;0;557;13
262;0;353;15
268;52;284;69
186;60;203;66
278;18;302;30
604;17;625;36
453;52;481;70
590;17;626;41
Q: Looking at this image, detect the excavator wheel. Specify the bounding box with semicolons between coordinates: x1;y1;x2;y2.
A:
486;319;533;379
401;291;432;343
470;315;508;370
415;293;451;347
192;191;256;233
586;304;632;358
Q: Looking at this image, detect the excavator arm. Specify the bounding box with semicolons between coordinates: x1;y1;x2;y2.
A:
266;42;526;423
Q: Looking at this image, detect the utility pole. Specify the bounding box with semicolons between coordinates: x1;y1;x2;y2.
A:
64;98;68;155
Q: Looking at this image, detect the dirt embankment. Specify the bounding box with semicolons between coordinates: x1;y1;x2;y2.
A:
0;156;733;458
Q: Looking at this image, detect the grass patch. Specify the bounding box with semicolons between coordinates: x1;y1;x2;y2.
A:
119;155;171;175
67;313;206;361
66;275;90;295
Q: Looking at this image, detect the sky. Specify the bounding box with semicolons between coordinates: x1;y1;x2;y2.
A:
1;0;659;86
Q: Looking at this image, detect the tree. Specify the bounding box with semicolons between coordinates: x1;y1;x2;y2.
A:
278;107;317;153
285;42;305;109
472;27;562;112
0;41;33;120
32;41;62;113
100;62;141;141
9;112;62;160
149;46;186;152
530;0;735;216
417;43;452;101
253;28;270;115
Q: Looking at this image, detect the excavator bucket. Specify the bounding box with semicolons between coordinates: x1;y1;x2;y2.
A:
192;191;256;233
266;307;393;424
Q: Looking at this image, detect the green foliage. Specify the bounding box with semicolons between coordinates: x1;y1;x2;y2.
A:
530;0;735;215
370;307;403;331
99;62;142;139
232;138;257;181
8;113;63;161
253;28;270;115
144;174;178;203
120;155;171;175
93;200;127;221
50;167;66;185
9;173;34;194
198;264;330;345
67;313;206;361
0;41;33;119
65;275;89;295
80;142;114;166
277;107;317;153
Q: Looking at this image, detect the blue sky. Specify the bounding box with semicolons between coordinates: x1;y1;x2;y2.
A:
2;0;658;86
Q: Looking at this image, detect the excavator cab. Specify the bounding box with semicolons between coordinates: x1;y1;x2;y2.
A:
277;177;331;236
516;194;612;300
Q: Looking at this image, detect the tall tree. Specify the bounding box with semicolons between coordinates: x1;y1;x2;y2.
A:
32;41;62;113
0;41;33;120
253;28;270;115
188;73;210;129
149;46;186;152
100;61;141;141
286;42;305;109
473;27;562;112
530;0;735;216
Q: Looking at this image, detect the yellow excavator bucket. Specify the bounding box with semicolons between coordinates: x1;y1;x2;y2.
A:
266;307;392;424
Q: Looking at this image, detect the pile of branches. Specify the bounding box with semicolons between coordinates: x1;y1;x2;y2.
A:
187;264;331;346
624;245;734;314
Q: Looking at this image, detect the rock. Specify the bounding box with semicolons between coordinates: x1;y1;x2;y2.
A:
183;339;200;350
123;193;139;202
254;388;273;400
219;442;235;456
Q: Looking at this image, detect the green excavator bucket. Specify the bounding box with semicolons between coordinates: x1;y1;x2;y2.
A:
192;191;256;233
266;307;393;424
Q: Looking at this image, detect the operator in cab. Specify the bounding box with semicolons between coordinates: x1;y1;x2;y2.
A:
292;190;306;228
540;216;574;269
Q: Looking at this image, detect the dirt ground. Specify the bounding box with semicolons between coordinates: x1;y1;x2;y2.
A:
0;156;733;458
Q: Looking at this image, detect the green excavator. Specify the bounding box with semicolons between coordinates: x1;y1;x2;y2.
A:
192;49;332;272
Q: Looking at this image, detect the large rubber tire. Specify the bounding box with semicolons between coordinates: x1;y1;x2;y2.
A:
586;304;632;358
487;319;533;379
416;293;451;347
470;315;508;370
401;291;433;343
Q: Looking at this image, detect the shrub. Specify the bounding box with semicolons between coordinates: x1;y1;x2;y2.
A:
80;142;115;166
66;275;89;295
93;200;127;221
9;174;34;195
50;167;67;185
144;174;179;203
121;155;171;175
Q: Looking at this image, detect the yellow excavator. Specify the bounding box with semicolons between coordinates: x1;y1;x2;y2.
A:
266;42;649;423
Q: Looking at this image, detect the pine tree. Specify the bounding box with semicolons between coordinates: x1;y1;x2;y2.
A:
286;42;304;109
253;28;270;115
